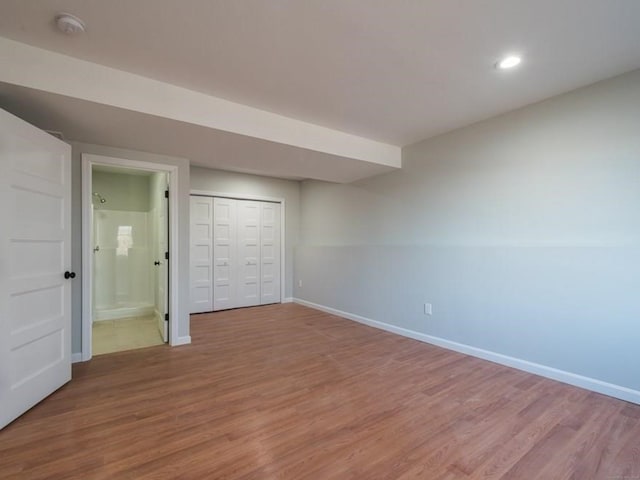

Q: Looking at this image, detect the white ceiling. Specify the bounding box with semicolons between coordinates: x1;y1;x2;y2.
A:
1;0;639;145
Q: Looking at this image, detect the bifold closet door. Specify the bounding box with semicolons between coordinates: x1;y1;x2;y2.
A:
189;196;213;313
190;195;282;313
213;197;237;311
260;202;281;305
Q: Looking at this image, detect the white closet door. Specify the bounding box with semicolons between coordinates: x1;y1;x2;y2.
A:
236;200;261;308
189;196;213;313
260;202;281;305
0;108;72;429
213;198;237;311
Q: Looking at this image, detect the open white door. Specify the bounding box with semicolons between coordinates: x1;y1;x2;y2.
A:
157;181;169;343
0;108;72;430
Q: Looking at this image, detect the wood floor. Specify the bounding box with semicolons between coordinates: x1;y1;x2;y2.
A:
1;304;638;479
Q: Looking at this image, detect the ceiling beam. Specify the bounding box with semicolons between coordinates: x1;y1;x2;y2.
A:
0;37;400;169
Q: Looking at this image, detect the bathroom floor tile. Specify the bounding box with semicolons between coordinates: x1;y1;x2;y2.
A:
92;315;164;355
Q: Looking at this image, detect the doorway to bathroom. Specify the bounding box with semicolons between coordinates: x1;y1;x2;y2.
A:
82;155;177;359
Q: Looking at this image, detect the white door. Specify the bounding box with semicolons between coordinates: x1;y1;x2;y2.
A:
213;198;237;311
189;196;213;313
157;180;169;342
236;200;261;308
260;202;281;305
0;108;72;430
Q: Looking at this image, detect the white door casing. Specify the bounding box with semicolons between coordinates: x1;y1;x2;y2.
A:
260;202;281;305
82;154;181;356
0;108;72;430
236;200;261;308
212;197;237;311
189;196;213;313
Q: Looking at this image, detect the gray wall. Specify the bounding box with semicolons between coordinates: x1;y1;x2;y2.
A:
296;69;640;392
71;142;191;354
92;170;151;212
190;166;300;299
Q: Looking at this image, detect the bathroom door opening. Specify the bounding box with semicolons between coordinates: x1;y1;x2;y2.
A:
84;160;170;357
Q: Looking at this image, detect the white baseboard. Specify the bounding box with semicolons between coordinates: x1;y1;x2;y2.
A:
293;298;640;405
173;335;191;346
282;297;293;304
71;353;83;364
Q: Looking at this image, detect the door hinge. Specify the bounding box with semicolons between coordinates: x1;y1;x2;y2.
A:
165;190;169;198
165;251;169;260
164;313;169;322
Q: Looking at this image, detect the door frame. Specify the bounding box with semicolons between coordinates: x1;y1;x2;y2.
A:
190;190;286;306
81;154;180;361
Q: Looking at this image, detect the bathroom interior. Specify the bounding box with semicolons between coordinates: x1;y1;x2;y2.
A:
91;165;169;355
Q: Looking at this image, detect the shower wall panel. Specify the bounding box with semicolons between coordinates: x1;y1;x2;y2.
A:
93;209;153;320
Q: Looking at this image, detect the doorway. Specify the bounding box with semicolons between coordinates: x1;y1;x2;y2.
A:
82;155;178;360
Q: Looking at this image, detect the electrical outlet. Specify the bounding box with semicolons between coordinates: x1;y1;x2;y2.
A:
424;303;432;315
298;280;302;288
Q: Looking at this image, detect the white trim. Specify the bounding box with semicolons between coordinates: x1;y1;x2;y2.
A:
82;154;182;361
282;297;293;304
71;353;83;364
190;189;286;305
293;298;640;405
191;189;284;204
174;336;192;346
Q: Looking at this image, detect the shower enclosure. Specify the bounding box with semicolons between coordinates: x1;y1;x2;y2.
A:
92;206;154;320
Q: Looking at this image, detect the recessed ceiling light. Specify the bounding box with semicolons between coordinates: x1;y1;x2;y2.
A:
496;55;522;70
55;13;86;35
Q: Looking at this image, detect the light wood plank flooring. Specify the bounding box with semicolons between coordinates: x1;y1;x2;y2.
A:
1;303;638;479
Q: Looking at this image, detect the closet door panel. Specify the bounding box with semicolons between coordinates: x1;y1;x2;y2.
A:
213;198;237;311
236;200;261;307
189;196;213;313
261;202;281;305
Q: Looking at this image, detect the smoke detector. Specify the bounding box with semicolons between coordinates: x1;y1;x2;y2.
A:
55;13;86;35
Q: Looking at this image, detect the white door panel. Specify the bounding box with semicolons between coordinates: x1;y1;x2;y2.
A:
260;202;281;305
237;200;261;308
213;198;237;311
189;196;213;313
0;108;72;430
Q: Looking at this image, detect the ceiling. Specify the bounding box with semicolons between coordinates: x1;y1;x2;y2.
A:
0;0;639;180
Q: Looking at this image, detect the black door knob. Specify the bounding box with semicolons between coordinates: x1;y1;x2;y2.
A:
64;271;76;279
154;261;161;266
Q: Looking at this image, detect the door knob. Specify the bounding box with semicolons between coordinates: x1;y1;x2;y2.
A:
154;261;161;266
64;271;76;279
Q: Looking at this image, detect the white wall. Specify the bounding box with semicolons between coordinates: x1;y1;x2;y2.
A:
71;142;191;353
190;166;300;299
296;69;640;399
